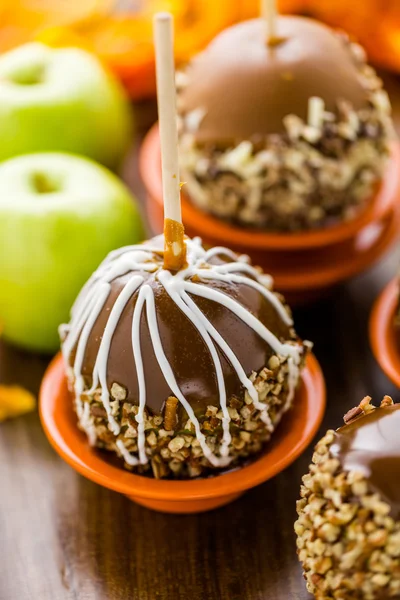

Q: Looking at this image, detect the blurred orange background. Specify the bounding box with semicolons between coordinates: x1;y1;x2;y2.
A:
1;0;399;99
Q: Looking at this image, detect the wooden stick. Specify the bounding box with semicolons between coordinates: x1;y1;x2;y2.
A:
153;12;186;271
261;0;277;44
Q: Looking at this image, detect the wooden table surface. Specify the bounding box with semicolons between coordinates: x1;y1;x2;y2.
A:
1;77;400;600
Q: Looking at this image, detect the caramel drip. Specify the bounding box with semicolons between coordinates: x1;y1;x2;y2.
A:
163;218;187;271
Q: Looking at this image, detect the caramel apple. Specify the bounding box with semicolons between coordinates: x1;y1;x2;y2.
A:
60;235;308;478
296;396;400;599
177;16;393;231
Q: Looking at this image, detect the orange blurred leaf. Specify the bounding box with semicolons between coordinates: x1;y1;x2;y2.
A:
0;385;36;422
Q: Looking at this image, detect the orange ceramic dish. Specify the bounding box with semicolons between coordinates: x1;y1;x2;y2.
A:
140;124;400;252
370;278;400;388
40;352;326;514
272;207;400;292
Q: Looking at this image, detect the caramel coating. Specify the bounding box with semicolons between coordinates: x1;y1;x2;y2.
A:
179;16;368;145
163;218;187;272
79;251;293;420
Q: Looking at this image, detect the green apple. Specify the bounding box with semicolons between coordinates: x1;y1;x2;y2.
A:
0;43;132;169
0;152;145;353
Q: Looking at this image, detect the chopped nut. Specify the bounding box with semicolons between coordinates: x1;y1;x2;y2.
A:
343;405;364;424
151;456;169;479
371;573;390;587
158;428;173;438
268;355;280;370
202;421;214;432
205;405;218;417
164;396;178;431
240;406;252;420
168;436;185;453
227;407;240;420
146;431;157;447
381;395;394;407
110;382;127;401
110;400;120;417
229;397;242;409
124;424;137;439
90;405;107;418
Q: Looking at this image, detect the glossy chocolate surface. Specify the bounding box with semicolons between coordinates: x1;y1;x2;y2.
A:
179;16;368;145
79;252;293;419
330;405;400;516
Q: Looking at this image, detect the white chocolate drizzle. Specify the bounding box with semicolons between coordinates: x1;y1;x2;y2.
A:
61;236;303;468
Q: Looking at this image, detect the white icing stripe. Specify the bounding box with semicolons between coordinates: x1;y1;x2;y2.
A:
285;356;298;412
102;239;165;265
70;277;96;320
81;401;97;446
159;270;232;457
180;290;273;430
144;288;230;467
204;246;242;262
73;283;110;418
62;236;303;468
62;285;98;361
210;261;258;274
207;260;273;289
131;285;149;465
195;269;293;326
89;275;143;434
100;253;157;284
116;440;139;466
183;280;300;362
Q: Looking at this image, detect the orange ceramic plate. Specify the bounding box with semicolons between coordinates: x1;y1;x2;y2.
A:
273;206;400;291
139;124;400;251
40;353;326;514
370;278;400;388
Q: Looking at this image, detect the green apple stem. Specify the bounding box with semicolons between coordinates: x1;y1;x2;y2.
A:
31;172;60;194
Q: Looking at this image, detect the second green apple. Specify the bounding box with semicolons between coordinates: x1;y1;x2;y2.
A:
0;152;145;353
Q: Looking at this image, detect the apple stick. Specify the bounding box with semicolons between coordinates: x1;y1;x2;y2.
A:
261;0;278;45
154;12;186;272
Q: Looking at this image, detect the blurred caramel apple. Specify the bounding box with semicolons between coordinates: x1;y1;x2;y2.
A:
296;396;400;599
177;16;394;232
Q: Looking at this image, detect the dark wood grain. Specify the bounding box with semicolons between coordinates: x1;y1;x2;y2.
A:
1;79;400;600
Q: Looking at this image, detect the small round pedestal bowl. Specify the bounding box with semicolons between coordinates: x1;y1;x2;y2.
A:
40;353;326;514
370;278;400;388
